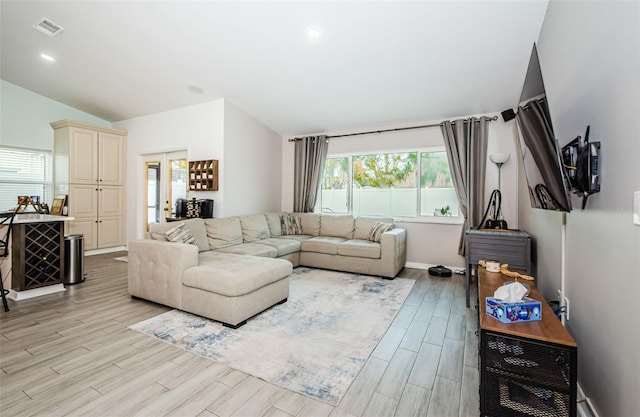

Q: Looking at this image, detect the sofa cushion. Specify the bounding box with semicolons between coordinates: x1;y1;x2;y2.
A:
148;218;209;252
296;213;321;236
265;212;285;237
354;216;394;240
338;239;381;259
183;253;291;297
320;215;355;239
278;234;314;243
165;223;195;245
205;217;243;249
280;214;303;235
369;221;395;242
253;238;301;257
301;236;347;255
240;214;271;242
214;243;277;258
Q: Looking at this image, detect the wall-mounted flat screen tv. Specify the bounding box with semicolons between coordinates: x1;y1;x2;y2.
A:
516;44;572;212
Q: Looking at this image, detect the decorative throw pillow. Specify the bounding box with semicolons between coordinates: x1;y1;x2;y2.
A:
280;214;303;235
369;221;394;242
165;223;196;245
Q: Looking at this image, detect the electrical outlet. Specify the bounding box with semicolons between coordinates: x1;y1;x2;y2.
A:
563;296;570;320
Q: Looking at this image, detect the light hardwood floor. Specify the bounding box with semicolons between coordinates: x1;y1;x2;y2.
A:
0;252;480;417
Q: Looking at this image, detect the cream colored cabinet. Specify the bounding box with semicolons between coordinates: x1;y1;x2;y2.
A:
68;128;98;184
99;132;125;185
68;218;98;250
67;184;98;218
52;120;127;251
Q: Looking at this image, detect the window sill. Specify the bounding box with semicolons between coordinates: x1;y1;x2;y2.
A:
394;216;464;226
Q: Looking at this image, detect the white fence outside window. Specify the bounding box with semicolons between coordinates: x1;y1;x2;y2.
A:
321;188;459;218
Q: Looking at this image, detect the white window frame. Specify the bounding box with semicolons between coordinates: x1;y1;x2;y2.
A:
320;147;463;224
0;146;53;211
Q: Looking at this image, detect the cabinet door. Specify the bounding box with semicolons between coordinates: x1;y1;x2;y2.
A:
68;184;98;218
98;216;124;248
99;186;124;217
99;133;125;185
69;127;99;184
68;218;98;250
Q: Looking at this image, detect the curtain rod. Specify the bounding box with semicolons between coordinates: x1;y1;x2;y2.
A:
288;115;498;142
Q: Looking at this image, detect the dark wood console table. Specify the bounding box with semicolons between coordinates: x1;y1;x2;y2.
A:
465;229;531;307
478;268;577;417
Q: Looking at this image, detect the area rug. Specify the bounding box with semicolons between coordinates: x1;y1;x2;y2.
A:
129;267;414;405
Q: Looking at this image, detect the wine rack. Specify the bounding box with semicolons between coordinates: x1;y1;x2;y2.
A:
188;159;218;191
11;222;64;290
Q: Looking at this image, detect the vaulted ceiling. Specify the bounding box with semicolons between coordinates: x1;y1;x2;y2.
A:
0;1;548;136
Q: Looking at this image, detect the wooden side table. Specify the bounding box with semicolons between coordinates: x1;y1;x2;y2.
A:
465;229;531;307
478;267;577;417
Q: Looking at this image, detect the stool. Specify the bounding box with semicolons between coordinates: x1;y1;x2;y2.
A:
0;211;17;312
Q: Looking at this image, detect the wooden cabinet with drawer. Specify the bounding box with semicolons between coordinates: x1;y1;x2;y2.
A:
464;229;531;307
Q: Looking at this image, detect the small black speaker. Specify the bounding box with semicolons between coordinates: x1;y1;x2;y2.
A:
501;108;516;122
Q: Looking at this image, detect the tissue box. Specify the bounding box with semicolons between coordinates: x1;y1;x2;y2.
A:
486;297;542;323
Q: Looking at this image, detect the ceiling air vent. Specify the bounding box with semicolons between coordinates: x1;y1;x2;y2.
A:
32;17;64;37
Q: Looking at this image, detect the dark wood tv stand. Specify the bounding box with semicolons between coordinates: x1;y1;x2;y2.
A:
478;268;577;417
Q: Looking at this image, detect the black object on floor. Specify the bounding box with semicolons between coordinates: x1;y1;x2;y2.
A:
428;265;452;277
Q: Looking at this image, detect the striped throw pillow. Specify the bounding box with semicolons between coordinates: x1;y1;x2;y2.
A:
280;214;303;235
369;221;394;242
165;223;196;245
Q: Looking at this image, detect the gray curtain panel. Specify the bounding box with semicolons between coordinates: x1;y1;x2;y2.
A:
516;99;571;211
441;117;489;255
293;135;329;212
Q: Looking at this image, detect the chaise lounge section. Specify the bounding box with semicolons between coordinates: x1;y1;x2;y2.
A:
128;213;406;327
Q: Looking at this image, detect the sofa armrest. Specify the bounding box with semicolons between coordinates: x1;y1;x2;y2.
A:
128;239;199;309
379;228;407;277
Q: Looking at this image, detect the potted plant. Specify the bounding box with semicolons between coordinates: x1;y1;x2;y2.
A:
434;205;451;216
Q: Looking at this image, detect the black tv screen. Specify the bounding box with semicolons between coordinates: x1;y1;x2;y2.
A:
516;44;572;212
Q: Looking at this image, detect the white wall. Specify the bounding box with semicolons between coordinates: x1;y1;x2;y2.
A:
0;80;110;150
113;100;225;243
519;2;640;415
282;115;520;268
223;101;282;216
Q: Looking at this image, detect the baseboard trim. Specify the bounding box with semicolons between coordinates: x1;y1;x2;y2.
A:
405;262;465;273
7;284;66;301
85;246;127;256
577;383;600;417
405;262;429;270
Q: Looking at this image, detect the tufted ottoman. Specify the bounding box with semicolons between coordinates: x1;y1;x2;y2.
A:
181;252;291;328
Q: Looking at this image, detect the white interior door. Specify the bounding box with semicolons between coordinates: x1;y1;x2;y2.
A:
141;150;188;231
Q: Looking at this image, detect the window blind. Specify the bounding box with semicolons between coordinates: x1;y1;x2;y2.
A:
0;146;52;211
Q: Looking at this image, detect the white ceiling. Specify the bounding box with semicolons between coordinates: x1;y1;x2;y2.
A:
0;1;548;136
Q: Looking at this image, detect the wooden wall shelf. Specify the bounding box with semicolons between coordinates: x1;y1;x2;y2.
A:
188;160;218;191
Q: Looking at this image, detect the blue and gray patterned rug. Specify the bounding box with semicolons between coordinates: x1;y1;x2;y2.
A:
129;267;414;405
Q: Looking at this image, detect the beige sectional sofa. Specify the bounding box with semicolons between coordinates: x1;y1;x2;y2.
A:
128;212;406;327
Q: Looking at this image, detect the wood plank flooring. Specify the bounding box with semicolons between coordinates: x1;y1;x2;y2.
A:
0;252;480;417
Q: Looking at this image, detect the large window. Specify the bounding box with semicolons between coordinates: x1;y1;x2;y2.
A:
320;149;459;219
0;147;52;211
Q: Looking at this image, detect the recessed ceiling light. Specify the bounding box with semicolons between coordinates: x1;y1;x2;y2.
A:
306;27;322;39
40;53;55;62
187;85;204;94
